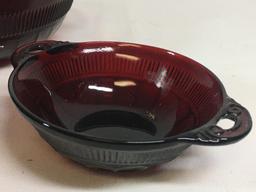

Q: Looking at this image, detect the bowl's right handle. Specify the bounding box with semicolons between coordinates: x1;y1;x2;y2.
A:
177;98;252;146
11;40;75;68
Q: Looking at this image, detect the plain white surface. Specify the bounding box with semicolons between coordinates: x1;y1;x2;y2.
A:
0;0;255;191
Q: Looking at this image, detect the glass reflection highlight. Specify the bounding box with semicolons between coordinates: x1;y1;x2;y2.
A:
82;47;113;53
114;80;136;87
88;85;113;92
115;53;140;61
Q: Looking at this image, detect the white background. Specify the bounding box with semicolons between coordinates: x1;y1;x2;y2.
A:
0;0;255;191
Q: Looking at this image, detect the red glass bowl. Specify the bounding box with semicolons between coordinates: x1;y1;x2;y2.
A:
8;41;252;171
0;0;73;60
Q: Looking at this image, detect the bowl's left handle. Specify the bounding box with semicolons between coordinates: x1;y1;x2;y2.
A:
11;40;74;68
176;98;252;146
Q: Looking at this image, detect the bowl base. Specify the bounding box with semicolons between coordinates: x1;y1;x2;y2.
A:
37;126;190;172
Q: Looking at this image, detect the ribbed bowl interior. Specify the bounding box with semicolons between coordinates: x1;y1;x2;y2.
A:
11;42;224;142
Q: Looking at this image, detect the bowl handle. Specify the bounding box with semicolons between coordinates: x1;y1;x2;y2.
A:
176;98;252;146
11;40;75;68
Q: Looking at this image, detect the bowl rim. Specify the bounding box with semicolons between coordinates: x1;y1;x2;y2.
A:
8;41;229;145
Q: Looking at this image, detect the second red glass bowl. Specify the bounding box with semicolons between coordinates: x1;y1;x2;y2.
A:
0;0;73;60
8;41;252;171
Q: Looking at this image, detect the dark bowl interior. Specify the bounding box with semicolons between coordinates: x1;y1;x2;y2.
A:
11;42;224;142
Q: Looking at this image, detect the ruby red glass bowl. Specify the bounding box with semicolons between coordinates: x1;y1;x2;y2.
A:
0;0;73;60
8;41;252;171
